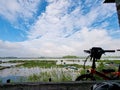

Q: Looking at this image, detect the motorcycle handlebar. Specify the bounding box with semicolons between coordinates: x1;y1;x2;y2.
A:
117;49;120;51
104;50;115;52
84;47;115;61
84;50;115;53
84;50;90;53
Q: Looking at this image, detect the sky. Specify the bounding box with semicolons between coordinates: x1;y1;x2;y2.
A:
0;0;120;57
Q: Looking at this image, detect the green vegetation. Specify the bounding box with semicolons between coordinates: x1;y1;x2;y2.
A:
7;60;86;68
62;55;79;58
8;60;25;63
27;69;74;82
97;60;120;64
63;64;90;69
3;59;120;82
7;60;58;68
20;60;57;68
78;60;120;80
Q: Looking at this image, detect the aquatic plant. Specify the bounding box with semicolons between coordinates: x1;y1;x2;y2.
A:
27;68;79;82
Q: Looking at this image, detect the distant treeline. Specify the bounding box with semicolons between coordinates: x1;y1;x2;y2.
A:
62;55;79;58
102;56;120;58
0;57;18;59
0;55;119;59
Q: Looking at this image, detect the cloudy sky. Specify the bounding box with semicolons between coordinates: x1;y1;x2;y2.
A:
0;0;120;57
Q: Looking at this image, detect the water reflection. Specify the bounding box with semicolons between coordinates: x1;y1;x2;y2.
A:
0;63;20;67
0;76;26;83
0;67;43;83
0;58;119;83
0;67;42;77
0;67;80;83
56;60;93;66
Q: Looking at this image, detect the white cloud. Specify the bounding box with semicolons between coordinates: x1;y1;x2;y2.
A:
28;0;116;39
0;0;120;57
0;0;41;25
0;0;19;21
26;5;120;56
0;27;120;57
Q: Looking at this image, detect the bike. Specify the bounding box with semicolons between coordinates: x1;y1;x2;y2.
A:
75;47;120;81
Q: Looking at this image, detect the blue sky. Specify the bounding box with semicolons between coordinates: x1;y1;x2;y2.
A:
0;0;120;57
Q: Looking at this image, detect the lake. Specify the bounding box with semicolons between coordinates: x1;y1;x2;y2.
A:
0;58;119;83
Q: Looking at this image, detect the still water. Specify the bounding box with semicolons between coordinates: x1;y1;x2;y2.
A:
0;58;119;83
0;67;43;83
0;67;79;83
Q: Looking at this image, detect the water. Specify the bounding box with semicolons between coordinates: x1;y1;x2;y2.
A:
0;67;46;83
0;67;80;83
0;67;43;77
0;58;102;78
0;63;20;67
0;58;119;83
0;76;26;83
56;59;93;66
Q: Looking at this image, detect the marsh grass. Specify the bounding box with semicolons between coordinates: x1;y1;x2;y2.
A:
27;68;79;82
10;60;58;68
6;59;120;82
22;60;56;68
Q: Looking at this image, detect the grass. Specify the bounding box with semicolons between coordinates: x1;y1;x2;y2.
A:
21;60;57;68
79;60;120;80
27;68;78;82
7;60;86;68
7;60;58;68
97;60;120;64
5;59;120;82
